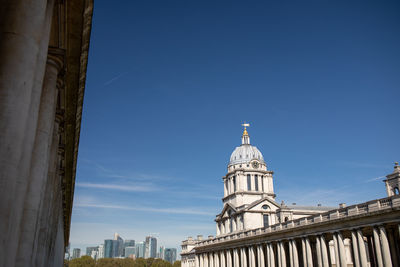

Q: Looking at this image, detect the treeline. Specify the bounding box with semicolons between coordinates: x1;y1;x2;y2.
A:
64;256;181;267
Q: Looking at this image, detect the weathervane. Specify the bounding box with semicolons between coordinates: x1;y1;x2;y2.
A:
241;122;250;130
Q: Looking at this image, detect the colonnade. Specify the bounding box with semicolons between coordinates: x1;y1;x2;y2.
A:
224;174;273;197
195;224;399;267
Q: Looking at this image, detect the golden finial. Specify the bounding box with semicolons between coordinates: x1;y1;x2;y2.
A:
241;122;250;136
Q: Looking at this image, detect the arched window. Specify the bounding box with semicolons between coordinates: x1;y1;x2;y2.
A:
247;174;251;190
262;204;270;210
254;175;258;191
284;217;289;222
395;187;400;195
263;214;269;228
233;176;236;192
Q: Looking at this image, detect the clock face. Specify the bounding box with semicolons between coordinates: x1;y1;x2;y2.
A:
252;161;259;169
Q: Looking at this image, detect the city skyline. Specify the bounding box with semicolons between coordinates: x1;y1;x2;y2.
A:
69;0;400;255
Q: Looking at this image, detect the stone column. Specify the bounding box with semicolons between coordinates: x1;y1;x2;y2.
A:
242;247;248;267
277;243;282;267
227;250;232;267
269;243;275;267
333;234;340;267
373;228;383;267
387;227;399;267
258;244;265;267
215;252;220;267
248;247;254;267
320;235;329;267
0;0;56;265
289;240;294;267
16;52;63;267
204;253;209;267
196;255;200;267
337;232;347;267
210;252;214;267
379;226;392;267
357;229;368;267
220;251;225;267
233;248;239;267
302;238;308;267
305;237;313;267
224;180;228;196
351;231;360;267
292;240;299;267
316;236;322;267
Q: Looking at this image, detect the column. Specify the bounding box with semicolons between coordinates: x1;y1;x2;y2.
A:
338;232;347;267
258;244;265;267
204;253;208;267
195;255;199;267
220;251;225;267
234;248;239;267
289;241;293;267
320;235;329;267
277;243;282;267
216;223;220;236
357;229;368;267
269;244;275;267
227;250;232;267
233;217;237;232
248;246;255;267
302;238;307;267
199;254;203;267
333;234;340;267
214;252;219;267
373;228;383;267
379;226;392;267
224;180;228;196
305;237;313;267
316;237;322;267
292;240;299;267
351;231;360;267
242;247;248;267
210;252;214;267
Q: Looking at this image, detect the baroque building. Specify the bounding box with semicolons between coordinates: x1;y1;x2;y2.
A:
0;0;93;266
181;126;400;267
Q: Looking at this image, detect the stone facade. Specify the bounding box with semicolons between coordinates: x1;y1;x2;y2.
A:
181;128;400;267
0;1;93;266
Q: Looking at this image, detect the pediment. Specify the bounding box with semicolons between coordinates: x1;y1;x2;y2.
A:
245;197;281;212
216;203;237;219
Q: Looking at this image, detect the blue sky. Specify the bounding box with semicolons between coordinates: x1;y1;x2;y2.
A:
70;0;400;254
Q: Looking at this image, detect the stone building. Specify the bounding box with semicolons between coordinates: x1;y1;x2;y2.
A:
0;0;93;266
181;126;400;267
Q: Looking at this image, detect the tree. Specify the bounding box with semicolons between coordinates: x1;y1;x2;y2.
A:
172;260;181;267
69;256;95;267
150;258;172;267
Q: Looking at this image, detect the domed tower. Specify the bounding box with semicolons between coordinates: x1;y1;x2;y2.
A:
215;124;279;236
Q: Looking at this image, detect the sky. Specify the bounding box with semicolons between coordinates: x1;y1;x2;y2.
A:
69;0;400;255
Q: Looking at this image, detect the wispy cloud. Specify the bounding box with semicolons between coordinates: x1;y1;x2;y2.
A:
103;71;130;86
76;182;159;192
75;203;215;216
365;176;385;183
337;161;387;169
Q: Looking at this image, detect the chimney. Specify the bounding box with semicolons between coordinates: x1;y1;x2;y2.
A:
339;203;346;208
197;235;203;241
208;235;214;239
188;237;193;241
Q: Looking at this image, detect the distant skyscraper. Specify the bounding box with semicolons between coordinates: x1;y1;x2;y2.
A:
72;248;81;259
159;246;165;260
113;233;124;257
98;244;104;259
145;236;157;258
65;243;71;260
125;246;136;258
136;242;145;258
123;239;135;257
86;246;98;258
104;240;113;258
164;248;177;264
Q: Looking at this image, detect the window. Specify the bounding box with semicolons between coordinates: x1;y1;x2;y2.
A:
284;217;289;222
247;174;251;190
263;214;269;228
233;176;236;192
261;176;264;191
254;175;258;191
395;187;400;195
262;204;270;210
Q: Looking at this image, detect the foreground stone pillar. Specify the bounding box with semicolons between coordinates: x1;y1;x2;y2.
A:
379;226;392;267
227;250;232;267
357;229;368;267
214;252;219;267
233;248;239;267
220;251;225;267
0;0;55;266
373;227;384;267
257;245;264;267
333;234;340;267
248;246;255;267
316;237;322;267
302;238;307;267
241;247;248;267
269;243;275;267
195;255;199;267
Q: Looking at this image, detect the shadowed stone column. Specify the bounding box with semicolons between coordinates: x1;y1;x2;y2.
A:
242;247;248;267
280;242;286;267
289;240;294;267
316;237;322;266
0;0;55;266
220;251;225;267
357;229;368;267
333;234;340;267
320;235;329;267
210;252;214;267
227;250;232;267
196;255;199;267
302;238;308;267
259;244;265;267
269;243;275;267
292;240;299;267
305;237;313;267
379;226;392;267
248;246;255;267
277;243;282;267
215;252;219;267
234;248;239;267
373;227;383;267
337;232;347;267
351;231;360;267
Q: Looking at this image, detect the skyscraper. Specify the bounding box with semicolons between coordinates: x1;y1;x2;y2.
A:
159;246;165;260
125;247;136;258
72;248;81;259
104;240;113;258
123;239;135;257
145;236;157;258
86;247;98;258
164;248;177;264
97;244;104;259
113;233;124;257
136;242;145;258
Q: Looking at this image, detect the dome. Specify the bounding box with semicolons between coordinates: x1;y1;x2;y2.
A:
229;125;265;165
229;144;265;165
